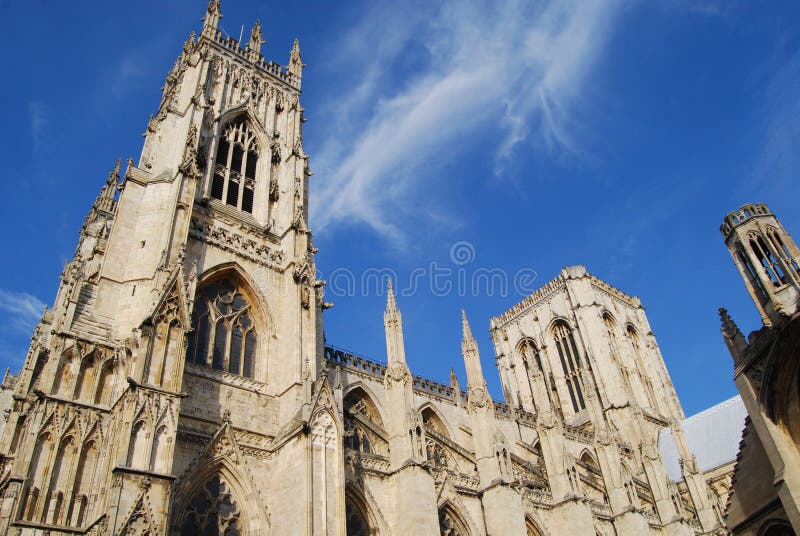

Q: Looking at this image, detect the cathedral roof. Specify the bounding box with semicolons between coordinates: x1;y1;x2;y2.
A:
657;395;748;481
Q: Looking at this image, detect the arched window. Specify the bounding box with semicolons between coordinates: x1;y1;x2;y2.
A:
767;229;800;279
186;278;258;379
627;326;659;410
552;321;585;413
343;388;386;455
737;243;769;301
439;503;470;536
759;520;795;536
518;338;543;373
345;487;376;536
210;118;258;213
750;235;786;287
179;475;242;536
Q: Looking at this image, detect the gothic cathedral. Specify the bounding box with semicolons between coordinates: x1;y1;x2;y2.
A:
0;3;734;535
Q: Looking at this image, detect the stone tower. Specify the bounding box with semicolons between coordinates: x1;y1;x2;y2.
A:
0;3;332;534
720;204;800;534
720;202;800;326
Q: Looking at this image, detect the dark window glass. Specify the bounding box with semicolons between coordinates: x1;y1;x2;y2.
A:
212;321;227;370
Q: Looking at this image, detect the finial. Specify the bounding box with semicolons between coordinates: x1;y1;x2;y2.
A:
248;20;265;58
107;158;121;185
386;279;397;311
288;38;305;80
203;0;222;32
449;367;459;387
718;308;741;339
461;309;475;342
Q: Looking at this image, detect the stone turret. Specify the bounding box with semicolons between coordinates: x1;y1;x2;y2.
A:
721;203;800;326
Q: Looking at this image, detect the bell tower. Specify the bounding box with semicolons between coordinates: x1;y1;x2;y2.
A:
720;203;800;326
0;3;329;535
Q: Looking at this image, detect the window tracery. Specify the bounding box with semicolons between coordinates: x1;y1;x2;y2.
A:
345;500;370;536
552;321;585;413
211;118;259;214
439;504;469;536
179;475;242;536
186;278;258;379
343;389;386;455
626;326;659;411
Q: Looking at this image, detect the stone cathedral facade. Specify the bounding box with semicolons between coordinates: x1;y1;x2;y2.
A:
0;3;733;535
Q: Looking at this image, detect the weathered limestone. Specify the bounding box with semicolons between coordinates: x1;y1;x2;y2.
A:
0;3;733;536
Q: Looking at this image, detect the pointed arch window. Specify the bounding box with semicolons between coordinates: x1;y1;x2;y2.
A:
186;278;258;379
211;118;258;214
737;243;768;301
343;389;386;455
179;475;242;536
767;228;800;279
750;234;786;287
553;321;586;413
626;326;658;410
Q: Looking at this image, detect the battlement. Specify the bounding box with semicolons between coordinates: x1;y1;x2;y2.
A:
201;27;301;90
323;345;535;425
720;203;772;239
491;266;640;327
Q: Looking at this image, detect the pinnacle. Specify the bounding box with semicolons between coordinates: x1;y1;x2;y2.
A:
107;159;121;185
386;279;397;312
461;309;475;342
719;307;741;338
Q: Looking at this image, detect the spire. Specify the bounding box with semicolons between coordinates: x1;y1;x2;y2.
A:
202;0;222;33
719;307;747;362
248;20;265;60
461;310;484;387
94;159;121;213
461;309;477;352
449;367;460;390
386;278;397;312
384;279;406;364
288;38;305;81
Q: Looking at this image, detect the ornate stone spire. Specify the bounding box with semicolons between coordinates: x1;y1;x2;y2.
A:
203;0;222;33
449;367;460;390
461;310;484;388
94;159;121;213
248;20;265;60
719;307;747;361
384;279;406;365
386;278;398;312
288;38;305;81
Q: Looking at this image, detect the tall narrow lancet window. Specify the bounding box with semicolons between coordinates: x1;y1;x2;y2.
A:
186;278;258;379
737;244;768;301
767;228;800;279
627;326;658;410
210;118;258;214
552;321;586;413
750;234;786;286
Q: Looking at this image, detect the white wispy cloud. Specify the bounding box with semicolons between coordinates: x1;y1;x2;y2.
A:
310;0;623;241
0;289;46;334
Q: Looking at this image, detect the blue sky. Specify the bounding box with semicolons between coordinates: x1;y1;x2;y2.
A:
0;0;798;416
